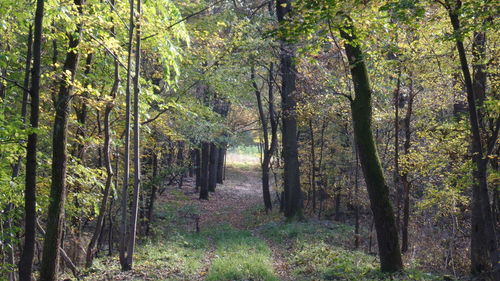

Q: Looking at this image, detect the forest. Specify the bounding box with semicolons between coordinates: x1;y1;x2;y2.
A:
0;0;498;280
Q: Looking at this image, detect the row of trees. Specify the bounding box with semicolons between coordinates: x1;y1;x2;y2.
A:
0;0;498;279
249;0;498;277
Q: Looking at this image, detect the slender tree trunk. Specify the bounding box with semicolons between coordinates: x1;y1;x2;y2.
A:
354;149;360;249
125;0;142;269
9;25;33;281
119;0;135;268
12;26;32;177
393;69;401;230
340;19;403;272
189;150;195;177
85;30;119;266
145;152;158;236
208;143;219;192
39;1;84;280
445;3;499;277
401;79;414;253
199;142;210;200
308;120;317;213
276;0;302;219
177;141;185;189
18;15;40;281
195;148;201;191
252;65;273;211
216;145;225;184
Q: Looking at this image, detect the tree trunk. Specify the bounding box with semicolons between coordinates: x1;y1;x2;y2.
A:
119;0;135;268
39;1;84;280
252;65;273;212
393;69;401;230
85;28;119;266
189;149;195;178
125;0;142;269
199;142;210;200
208;143;219;192
145;152;158;236
195;148;201;191
308;120;316;213
401;78;414;253
216;145;225;184
177;141;185;189
446;3;499;278
18;13;40;281
354;149;360;249
276;0;302;219
340;19;403;272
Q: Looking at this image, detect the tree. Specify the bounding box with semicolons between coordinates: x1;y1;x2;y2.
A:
39;0;85;279
85;0;120;265
340;17;403;272
18;0;43;279
276;0;302;219
440;0;499;277
124;0;143;270
208;142;219;192
252;64;277;212
199;142;210;200
119;0;135;268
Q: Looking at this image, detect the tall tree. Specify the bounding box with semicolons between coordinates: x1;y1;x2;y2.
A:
124;0;142;269
119;0;135;268
339;17;403;272
276;0;302;219
39;0;85;279
18;1;44;279
252;64;277;212
441;0;499;277
85;2;120;265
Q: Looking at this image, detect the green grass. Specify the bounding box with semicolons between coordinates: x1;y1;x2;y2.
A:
205;225;278;281
259;220;447;281
260;220;353;246
228;145;260;156
291;242;444;281
83;231;208;280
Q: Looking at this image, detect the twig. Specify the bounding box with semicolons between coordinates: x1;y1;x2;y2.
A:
142;0;226;41
0;75;28;92
36;219;79;279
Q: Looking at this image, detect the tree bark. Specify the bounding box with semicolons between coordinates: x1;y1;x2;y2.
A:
252;65;273;211
308;120;316;213
18;10;40;281
199;142;210;200
39;1;84;280
195;148;201;190
401;78;414;253
340;19;403;272
145;152;158;236
276;0;302;219
208;142;219;192
119;0;135;268
216;145;225;184
125;0;142;269
177;141;185;189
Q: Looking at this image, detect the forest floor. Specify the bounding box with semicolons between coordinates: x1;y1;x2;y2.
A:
81;152;447;281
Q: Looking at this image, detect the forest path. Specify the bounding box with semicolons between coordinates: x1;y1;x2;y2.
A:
161;152;264;230
82;152;291;281
158;151;290;281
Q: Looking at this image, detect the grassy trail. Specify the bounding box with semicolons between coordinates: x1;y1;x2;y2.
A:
82;152;445;281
